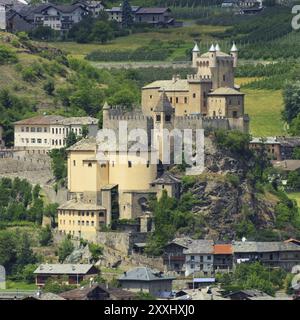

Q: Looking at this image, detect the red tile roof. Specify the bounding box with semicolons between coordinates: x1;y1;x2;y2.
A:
214;244;233;255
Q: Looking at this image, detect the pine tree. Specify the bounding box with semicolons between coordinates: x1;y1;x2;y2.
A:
121;0;133;29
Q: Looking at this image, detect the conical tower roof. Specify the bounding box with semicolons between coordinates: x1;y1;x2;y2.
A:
215;43;220;51
192;42;200;52
154;91;173;114
230;42;238;52
209;44;216;52
103;101;110;110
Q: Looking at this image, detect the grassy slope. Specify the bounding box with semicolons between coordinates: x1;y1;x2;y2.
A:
236;78;285;137
0;32;71;111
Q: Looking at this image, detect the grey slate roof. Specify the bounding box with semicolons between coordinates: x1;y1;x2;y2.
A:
34;264;96;275
154;92;173;113
119;267;175;281
233;241;300;253
183;240;214;254
152;172;181;185
135;7;170;14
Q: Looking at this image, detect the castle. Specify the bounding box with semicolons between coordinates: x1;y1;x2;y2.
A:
57;43;249;242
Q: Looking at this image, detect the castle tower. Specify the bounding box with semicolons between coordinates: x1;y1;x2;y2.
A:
215;43;220;52
192;42;200;68
152;91;174;165
230;42;238;68
209;44;216;68
102;101;110;129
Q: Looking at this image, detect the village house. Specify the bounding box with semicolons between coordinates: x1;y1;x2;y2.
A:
250;136;300;161
106;5;178;27
32;3;88;32
59;283;135;300
184;240;214;277
163;237;193;275
5;4;34;33
73;1;104;17
118;267;175;296
233;241;300;271
14;115;98;152
213;243;233;272
33;264;99;287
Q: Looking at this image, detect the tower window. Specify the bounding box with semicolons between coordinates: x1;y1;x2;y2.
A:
170;97;172;103
165;115;171;122
73;160;76;166
156;115;161;122
88;162;92;167
184;97;188;104
150;95;152;99
232;111;238;118
176;97;179;103
193;93;196;98
223;75;226;81
128;161;132;168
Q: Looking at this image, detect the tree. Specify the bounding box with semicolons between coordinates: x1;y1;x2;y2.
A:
39;225;53;246
21;264;37;283
0;231;17;274
289;114;300;136
81;125;89;138
90;21;113;44
58;237;74;263
66;131;77;148
121;0;134;29
283;81;300;123
16;233;37;271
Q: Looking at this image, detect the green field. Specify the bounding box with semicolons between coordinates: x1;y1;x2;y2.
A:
243;88;285;137
48;24;228;59
0;281;36;291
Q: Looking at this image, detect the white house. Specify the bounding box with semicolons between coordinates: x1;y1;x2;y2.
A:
14;115;99;151
184;240;214;277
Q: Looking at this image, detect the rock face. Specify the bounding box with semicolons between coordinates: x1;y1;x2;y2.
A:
179;136;279;240
185;178;277;240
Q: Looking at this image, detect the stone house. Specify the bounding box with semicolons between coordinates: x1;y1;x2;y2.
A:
163;237;193;275
250;136;300;161
213;243;233;272
118;267;175;296
233;241;300;271
33;264;99;286
184;240;214;277
59;283;135;300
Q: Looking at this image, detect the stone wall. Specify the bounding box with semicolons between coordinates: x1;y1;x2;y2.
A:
96;231;149;255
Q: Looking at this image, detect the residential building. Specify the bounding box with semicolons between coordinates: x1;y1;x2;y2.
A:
118;267;175;296
250;137;300;161
73;1;104;17
106;5;140;23
5;4;34;32
271;160;300;172
59;283;135;300
14;115;98;151
233;241;300;271
106;5;177;27
184;240;214;277
213;243;233;272
151;171;181;199
33;264;99;286
225;289;272;300
33;3;88;32
0;125;4;148
57;201;107;242
134;7;174;26
163;237;193;274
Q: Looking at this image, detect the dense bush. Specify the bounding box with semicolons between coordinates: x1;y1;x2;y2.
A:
0;45;18;65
